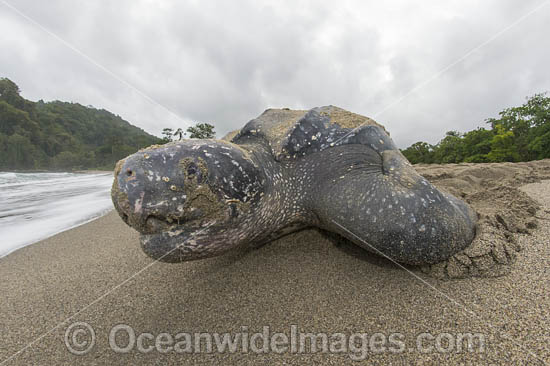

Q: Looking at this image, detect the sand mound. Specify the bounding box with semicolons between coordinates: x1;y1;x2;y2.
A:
411;159;550;278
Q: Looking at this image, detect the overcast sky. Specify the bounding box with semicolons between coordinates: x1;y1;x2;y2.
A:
1;0;549;147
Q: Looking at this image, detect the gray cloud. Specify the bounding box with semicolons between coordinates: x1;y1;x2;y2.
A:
1;0;549;147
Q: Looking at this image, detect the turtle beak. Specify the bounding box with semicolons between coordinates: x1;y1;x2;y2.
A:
112;156;151;230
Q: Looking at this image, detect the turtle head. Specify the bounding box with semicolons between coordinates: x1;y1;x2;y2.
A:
112;139;264;261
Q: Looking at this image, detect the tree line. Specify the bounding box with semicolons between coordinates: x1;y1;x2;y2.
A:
161;122;215;142
401;93;550;164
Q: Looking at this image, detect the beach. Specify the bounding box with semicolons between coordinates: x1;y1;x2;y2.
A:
1;161;550;365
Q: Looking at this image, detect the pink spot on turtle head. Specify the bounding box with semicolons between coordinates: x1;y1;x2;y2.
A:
134;191;145;213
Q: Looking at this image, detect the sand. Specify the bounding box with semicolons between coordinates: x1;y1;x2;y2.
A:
1;160;550;365
416;159;550;279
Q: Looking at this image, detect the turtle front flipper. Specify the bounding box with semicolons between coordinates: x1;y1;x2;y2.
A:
302;142;476;265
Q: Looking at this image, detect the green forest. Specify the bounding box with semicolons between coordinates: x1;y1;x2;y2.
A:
401;93;550;164
0;78;162;171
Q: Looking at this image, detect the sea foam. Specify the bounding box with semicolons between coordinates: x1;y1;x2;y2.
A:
0;172;114;257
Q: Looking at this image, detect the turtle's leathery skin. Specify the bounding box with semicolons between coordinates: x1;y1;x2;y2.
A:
112;107;477;265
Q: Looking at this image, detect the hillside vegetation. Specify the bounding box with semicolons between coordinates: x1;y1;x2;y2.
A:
0;78;162;170
402;93;550;164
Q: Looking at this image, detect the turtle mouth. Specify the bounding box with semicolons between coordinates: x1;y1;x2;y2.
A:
141;214;200;235
113;200;182;235
138;220;225;263
144;215;176;234
139;228;191;262
142;212;210;235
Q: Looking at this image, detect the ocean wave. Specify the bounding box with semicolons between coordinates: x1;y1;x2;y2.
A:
0;172;17;179
0;172;115;257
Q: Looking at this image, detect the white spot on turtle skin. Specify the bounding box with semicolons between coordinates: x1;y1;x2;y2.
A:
419;224;426;232
172;197;177;201
134;192;145;213
146;200;167;208
162;177;170;182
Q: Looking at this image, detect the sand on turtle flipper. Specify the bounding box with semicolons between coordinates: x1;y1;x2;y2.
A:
415;160;549;279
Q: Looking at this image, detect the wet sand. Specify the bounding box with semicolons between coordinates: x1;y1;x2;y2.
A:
1;161;550;365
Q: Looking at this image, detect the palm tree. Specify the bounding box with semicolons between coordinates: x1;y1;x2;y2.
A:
161;128;174;142
174;128;184;141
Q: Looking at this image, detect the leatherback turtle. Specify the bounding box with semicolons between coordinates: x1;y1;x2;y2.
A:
112;106;477;265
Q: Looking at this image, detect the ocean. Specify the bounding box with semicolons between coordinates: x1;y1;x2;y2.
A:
0;171;114;257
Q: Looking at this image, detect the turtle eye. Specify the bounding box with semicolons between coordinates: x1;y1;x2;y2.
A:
186;163;203;183
229;203;239;218
187;164;197;177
